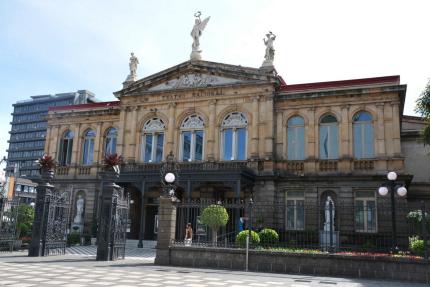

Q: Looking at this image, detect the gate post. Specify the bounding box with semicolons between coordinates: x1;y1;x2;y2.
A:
96;170;120;261
28;169;54;257
154;196;178;265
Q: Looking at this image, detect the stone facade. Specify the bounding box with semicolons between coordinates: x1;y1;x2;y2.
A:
43;60;417;239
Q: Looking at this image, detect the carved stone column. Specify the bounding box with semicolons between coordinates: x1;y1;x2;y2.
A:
70;124;81;165
207;100;216;161
28;169;54;257
251;96;260;159
391;101;401;156
94;122;103;164
376;103;386;156
340;106;350;158
154;196;178;265
166;103;176;154
116;107;128;156
264;95;274;159
128;106;139;161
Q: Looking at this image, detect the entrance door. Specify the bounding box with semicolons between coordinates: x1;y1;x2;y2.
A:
144;206;158;240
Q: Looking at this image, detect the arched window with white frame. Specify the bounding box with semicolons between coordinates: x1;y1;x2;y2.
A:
287;116;305;160
82;129;96;165
221;112;248;161
141;118;165;163
319;114;339;159
59;130;74;166
353;111;374;159
180;115;204;161
104;128;117;156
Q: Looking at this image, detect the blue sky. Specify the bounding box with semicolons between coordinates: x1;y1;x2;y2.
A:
1;0;429;161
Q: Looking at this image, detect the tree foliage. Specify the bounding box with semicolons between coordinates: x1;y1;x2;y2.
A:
201;204;229;230
415;79;430;145
17;204;34;238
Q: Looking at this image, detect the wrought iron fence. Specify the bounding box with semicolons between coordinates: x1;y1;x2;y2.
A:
172;199;429;260
0;198;20;252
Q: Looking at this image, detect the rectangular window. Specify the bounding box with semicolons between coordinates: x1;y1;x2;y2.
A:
320;125;338;159
223;129;233;160
288;127;305;160
195;131;203;161
144;134;153;162
236;128;246;160
355;191;377;233
155;133;164;162
286;191;305;230
182;131;192;161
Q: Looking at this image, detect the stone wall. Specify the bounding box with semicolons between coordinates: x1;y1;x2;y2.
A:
166;246;430;283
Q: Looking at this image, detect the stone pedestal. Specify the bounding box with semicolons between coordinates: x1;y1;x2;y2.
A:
319;230;339;251
154;196;178;265
190;50;202;61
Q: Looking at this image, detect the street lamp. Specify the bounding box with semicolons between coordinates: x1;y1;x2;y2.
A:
378;171;407;252
160;152;179;198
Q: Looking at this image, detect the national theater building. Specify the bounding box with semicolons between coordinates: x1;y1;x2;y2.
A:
43;25;429;242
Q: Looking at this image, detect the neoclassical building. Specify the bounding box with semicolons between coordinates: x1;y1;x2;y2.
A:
44;59;422;241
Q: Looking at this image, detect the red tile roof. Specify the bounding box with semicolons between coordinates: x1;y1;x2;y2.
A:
279;75;400;93
49;101;120;111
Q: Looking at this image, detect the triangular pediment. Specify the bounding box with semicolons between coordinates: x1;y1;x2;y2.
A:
114;60;277;98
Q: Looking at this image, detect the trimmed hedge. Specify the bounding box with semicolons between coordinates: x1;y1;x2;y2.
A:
258;228;279;247
236;230;260;248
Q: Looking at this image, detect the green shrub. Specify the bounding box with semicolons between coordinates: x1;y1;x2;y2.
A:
236;230;260;248
67;233;81;246
410;237;430;256
83;234;92;246
406;210;430;235
258;228;279;247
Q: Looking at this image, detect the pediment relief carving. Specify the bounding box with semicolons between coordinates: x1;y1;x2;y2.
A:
147;73;245;92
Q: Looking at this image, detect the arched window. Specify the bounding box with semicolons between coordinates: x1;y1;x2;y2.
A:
319;114;338;159
82;129;96;165
141;118;165;162
221;112;247;161
287;116;305;160
104;128;117;156
353;111;374;159
180;115;204;161
59;130;74;166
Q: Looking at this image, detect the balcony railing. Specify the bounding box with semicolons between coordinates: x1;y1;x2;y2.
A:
121;161;252;174
319;160;338;172
56;166;70;176
353;159;375;170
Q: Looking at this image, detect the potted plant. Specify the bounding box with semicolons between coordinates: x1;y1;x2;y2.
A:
35;154;56;180
103;153;123;175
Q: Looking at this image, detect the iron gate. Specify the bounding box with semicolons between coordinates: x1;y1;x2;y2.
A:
109;189;130;260
0;198;19;252
41;190;70;256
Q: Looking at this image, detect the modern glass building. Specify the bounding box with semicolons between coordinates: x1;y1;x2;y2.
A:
6;90;97;178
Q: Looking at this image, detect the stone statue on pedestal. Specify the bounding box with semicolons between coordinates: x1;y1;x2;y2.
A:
261;31;276;68
73;195;84;224
190;11;210;61
125;52;139;82
324;196;335;231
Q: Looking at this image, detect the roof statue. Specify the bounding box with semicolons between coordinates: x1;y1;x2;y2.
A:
125;52;139;83
190;11;210;61
261;31;276;69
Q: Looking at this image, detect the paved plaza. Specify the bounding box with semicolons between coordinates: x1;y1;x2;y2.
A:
0;246;427;287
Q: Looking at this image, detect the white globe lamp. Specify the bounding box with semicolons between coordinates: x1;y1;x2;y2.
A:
164;172;175;183
378;186;389;196
397;186;407;197
387;171;397;181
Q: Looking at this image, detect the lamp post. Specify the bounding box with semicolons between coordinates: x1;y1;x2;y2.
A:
160;151;179;199
378;171;407;252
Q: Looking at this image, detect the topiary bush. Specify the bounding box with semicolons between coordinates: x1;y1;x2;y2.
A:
236;230;260;248
201;204;229;244
258;228;279;247
410;236;430;256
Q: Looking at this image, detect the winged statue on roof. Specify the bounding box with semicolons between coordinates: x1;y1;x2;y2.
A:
190;11;210;60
